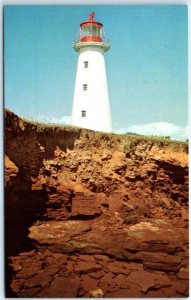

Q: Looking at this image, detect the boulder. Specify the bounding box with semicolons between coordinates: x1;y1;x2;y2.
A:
135;251;181;271
75;261;102;274
106;262;130;275
126;270;171;293
28;220;91;244
81;275;98;291
89;270;105;279
24;273;52;288
44;277;80;297
71;196;102;217
177;268;189;280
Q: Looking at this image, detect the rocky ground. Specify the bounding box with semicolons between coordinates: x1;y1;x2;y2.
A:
5;109;189;298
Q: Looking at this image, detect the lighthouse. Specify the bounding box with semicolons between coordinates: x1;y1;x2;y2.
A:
71;12;112;132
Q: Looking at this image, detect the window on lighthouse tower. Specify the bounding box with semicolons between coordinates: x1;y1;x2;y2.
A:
83;84;87;91
81;110;86;118
84;61;88;68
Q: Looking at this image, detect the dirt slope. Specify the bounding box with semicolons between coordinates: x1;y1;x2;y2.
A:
5;109;188;298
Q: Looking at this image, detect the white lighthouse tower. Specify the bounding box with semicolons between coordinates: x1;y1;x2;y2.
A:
71;12;112;132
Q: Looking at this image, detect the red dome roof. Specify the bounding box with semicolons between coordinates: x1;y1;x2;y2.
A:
80;12;103;28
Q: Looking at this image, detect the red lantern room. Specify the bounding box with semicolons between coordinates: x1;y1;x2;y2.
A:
80;12;103;43
73;12;110;52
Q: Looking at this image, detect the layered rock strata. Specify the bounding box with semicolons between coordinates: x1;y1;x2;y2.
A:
5;109;188;297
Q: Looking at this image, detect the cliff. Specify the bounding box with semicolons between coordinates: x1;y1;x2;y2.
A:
5;109;188;298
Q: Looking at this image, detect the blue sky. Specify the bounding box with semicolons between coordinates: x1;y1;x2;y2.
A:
4;5;188;139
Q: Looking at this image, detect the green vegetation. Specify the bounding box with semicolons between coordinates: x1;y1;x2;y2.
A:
4;108;188;145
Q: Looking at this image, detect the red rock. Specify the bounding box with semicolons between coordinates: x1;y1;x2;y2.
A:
19;287;40;297
45;255;57;264
98;272;116;292
81;275;98;292
125;283;143;298
78;287;86;296
38;250;52;259
160;284;185;297
5;155;19;185
108;194;124;212
71;197;102;217
127;270;171;293
89;270;105;279
100;225;107;231
177;267;189;280
135;251;181;272
106;262;130;275
10;279;25;293
158;196;171;208
29;220;91;244
52;253;67;263
112;260;129;269
146;289;166;298
113;274;130;288
50;253;62;261
128;262;144;271
70;255;78;261
106;286;120;293
175;281;189;295
5;110;189;298
45;277;80;297
106;287;142;298
110;151;126;173
19;251;34;257
45;266;61;276
66;260;75;272
100;272;115;282
78;254;96;262
101;151;112;161
17;266;42;279
144;261;180;272
24;272;52;288
11;263;22;272
75;261;102;273
171;217;187;228
40;280;50;288
31;179;45;190
94;254;110;261
181;208;188;220
123;203;135;212
123;220;187;255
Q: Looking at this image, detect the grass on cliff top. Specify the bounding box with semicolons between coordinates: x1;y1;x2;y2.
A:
121;132;188;145
20;122;190;146
5;108;188;145
33;121;188;146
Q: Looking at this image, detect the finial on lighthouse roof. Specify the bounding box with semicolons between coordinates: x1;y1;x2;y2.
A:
89;12;95;21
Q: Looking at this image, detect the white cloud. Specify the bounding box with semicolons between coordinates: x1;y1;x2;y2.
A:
52;116;71;125
114;122;188;141
28;115;72;125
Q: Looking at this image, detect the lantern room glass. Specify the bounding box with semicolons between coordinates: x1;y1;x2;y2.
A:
80;25;102;37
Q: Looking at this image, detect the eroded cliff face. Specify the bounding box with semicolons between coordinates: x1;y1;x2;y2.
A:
5;109;188;298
